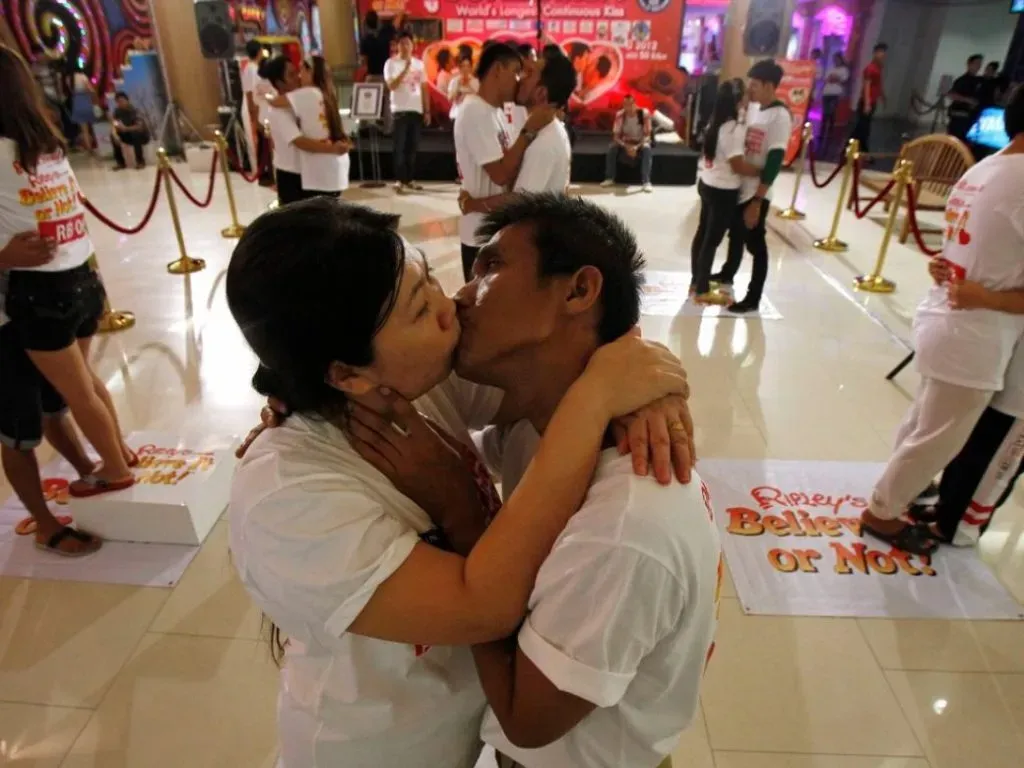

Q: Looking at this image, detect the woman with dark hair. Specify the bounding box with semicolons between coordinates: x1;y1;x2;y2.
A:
269;55;351;199
689;79;754;303
225;197;689;767
69;63;97;153
435;47;454;95
0;47;136;516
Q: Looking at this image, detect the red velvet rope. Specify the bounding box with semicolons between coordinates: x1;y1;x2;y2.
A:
806;145;847;189
165;150;219;208
905;186;944;257
848;158;897;219
80;168;164;235
226;142;270;184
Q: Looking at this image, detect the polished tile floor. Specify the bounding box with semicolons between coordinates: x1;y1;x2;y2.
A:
0;156;1022;767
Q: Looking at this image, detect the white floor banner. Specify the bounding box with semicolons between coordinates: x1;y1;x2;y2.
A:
699;459;1024;620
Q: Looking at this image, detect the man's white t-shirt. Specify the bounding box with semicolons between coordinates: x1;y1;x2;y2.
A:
383;56;426;113
479;429;722;768
914;154;1024;391
0;139;93;273
515;120;571;194
266;105;302;174
241;59;275;124
287;86;349;193
698;119;744;190
823;65;850;97
738;102;791;203
230;374;502;768
454;95;509;245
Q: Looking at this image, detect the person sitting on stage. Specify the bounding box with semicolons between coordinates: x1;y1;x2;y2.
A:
861;84;1024;555
459;53;575;210
110;91;149;171
601;94;654;193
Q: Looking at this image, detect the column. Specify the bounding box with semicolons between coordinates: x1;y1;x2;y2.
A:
318;0;358;70
721;0;753;81
150;0;222;131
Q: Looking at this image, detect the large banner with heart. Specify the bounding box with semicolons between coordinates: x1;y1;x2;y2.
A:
359;0;690;133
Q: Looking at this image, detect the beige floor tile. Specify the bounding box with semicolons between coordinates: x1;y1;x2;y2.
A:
714;754;931;768
857;619;989;672
670;703;714;768
886;670;1024;768
0;701;92;767
994;672;1024;735
149;521;262;640
0;579;167;708
702;600;921;756
60;634;279;768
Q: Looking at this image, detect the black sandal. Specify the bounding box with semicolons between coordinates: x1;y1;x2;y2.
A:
861;521;940;555
908;504;939;524
35;527;102;558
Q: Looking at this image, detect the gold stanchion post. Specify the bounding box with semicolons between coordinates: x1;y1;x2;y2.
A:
777;122;813;220
87;254;135;333
263;119;279;211
854;160;912;294
813;138;859;253
214;130;246;238
159;148;206;275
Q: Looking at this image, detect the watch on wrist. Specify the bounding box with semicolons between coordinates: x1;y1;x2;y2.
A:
522;129;538;144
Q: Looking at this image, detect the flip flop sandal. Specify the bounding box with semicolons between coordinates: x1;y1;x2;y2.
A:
35;526;101;558
69;474;136;498
15;514;74;536
862;521;940;555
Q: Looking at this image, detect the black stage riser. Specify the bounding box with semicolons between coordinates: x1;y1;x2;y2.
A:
350;132;698;186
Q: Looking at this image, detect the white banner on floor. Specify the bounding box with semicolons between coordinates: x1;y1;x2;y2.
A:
699;459;1024;620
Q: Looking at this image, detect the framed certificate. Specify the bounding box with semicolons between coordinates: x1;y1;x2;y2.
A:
351;83;385;121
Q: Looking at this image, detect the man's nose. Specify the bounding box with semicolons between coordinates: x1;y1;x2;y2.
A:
453;281;474;306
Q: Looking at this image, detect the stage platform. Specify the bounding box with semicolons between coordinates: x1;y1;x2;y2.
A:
350;129;699;187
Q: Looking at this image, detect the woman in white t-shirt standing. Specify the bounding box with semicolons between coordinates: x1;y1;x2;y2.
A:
689;80;754;303
225;198;690;768
0;47;136;507
447;56;479;123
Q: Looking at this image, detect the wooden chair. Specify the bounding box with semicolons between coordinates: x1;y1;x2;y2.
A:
850;134;974;244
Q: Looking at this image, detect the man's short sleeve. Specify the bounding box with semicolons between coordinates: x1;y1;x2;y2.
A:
268;107;302;148
518;540;685;707
383;57;399;82
768;109;792;152
241;471;420;639
241;64;256;94
461;101;505;168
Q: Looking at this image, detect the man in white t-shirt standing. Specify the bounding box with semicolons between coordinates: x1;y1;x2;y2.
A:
451;194;721;768
383;31;430;193
821;52;849;147
711;59;791;314
240;40;275;186
453;43;557;282
861;86;1024;556
458;52;575;217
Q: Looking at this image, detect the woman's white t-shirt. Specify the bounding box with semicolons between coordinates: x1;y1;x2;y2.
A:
914;153;1024;391
0;139;93;272
448;76;479;121
698;120;744;190
229;374;502;768
823;65;849;97
286;86;349;193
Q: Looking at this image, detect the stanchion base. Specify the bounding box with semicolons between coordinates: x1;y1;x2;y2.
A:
776;208;806;221
221;224;246;239
167;257;206;275
98;310;136;333
854;274;896;293
359;181;387;189
813;236;849;253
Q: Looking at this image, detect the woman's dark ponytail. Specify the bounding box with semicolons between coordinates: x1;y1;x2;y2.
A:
703;80;741;163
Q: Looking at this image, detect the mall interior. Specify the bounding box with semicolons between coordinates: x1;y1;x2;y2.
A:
0;1;1023;767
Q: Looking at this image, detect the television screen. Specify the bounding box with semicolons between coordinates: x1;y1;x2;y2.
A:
967;107;1010;150
1013;0;1024;12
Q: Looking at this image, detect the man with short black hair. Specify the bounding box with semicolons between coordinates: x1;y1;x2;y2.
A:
241;39;275;185
384;31;430;192
850;42;887;152
110;91;148;170
947;54;985;142
711;59;791;314
602;94;654;192
454;194;720;768
454;43;556;281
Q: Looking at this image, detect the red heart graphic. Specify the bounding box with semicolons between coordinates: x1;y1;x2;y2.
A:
560;39;624;105
958;229;971;246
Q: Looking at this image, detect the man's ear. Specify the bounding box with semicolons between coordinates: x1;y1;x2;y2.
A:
564;265;603;317
326;361;377;396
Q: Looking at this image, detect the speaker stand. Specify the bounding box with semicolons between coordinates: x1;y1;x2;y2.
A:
158;101;205;159
358;120;387;189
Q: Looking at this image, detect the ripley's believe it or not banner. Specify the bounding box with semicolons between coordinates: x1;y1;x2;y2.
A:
360;0;690;132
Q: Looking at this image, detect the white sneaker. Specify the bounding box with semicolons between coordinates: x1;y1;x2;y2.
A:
642;183;653;193
600;179;615;188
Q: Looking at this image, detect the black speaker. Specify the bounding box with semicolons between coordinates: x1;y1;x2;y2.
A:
195;0;235;60
744;0;789;58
